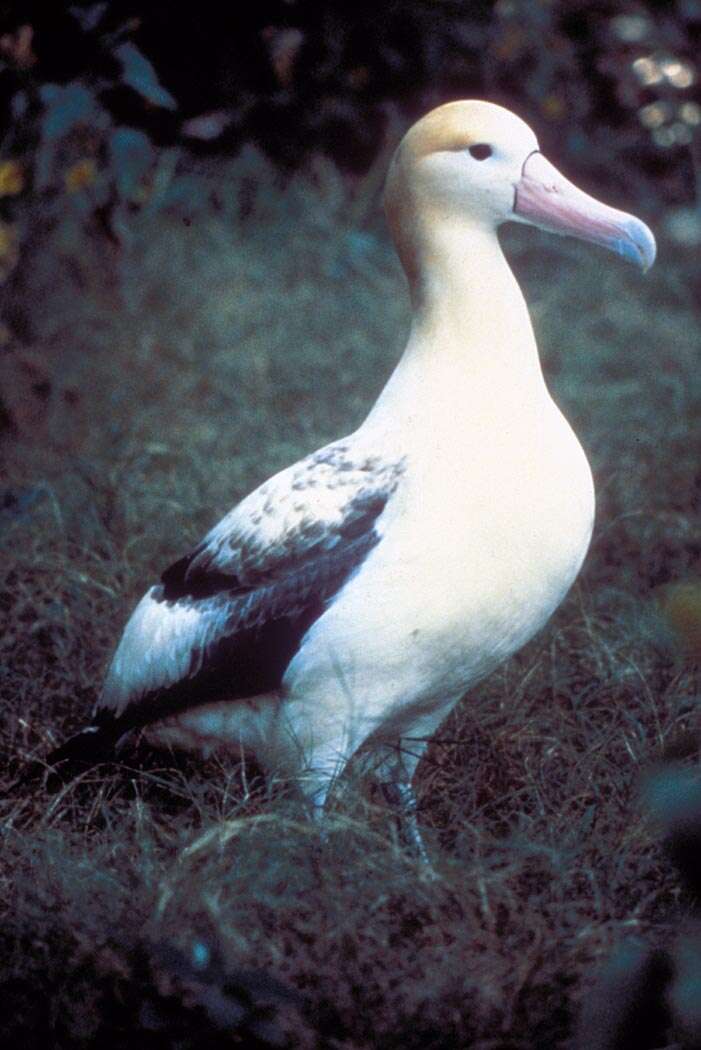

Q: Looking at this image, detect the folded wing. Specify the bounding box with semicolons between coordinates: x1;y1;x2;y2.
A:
91;439;406;741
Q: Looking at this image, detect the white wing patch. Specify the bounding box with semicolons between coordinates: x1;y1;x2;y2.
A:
100;588;223;717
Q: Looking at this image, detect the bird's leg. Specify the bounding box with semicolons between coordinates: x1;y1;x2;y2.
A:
295;748;344;825
375;741;431;863
380;778;431;864
294;737;434;862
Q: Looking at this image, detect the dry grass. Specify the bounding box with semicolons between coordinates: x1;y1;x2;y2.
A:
1;150;700;1048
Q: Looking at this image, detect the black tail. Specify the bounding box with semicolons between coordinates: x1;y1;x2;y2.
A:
15;723;122;791
46;723;120;767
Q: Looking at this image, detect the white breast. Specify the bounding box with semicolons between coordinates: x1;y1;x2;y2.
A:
283;389;594;756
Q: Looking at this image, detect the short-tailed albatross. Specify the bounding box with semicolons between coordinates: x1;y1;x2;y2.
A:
47;101;655;845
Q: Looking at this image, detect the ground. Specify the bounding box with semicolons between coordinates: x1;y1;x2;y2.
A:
1;149;699;1048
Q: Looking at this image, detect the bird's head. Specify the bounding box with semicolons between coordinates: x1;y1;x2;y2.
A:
384;100;656;277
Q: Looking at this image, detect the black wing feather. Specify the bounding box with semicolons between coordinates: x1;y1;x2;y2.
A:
160;544;243;600
52;530;379;768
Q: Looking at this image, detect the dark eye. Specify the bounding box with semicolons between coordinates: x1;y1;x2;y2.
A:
469;143;492;161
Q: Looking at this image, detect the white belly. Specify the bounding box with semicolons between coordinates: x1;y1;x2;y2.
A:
283;399;594;751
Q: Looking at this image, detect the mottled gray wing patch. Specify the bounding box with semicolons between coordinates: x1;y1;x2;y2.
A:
161;442;406;602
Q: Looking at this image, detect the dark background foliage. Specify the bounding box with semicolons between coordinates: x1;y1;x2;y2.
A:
1;0;699;196
0;0;699;349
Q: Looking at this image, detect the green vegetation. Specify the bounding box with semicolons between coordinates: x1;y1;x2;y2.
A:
1;151;699;1047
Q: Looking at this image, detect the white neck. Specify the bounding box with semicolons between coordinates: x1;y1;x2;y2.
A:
364;219;550;437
